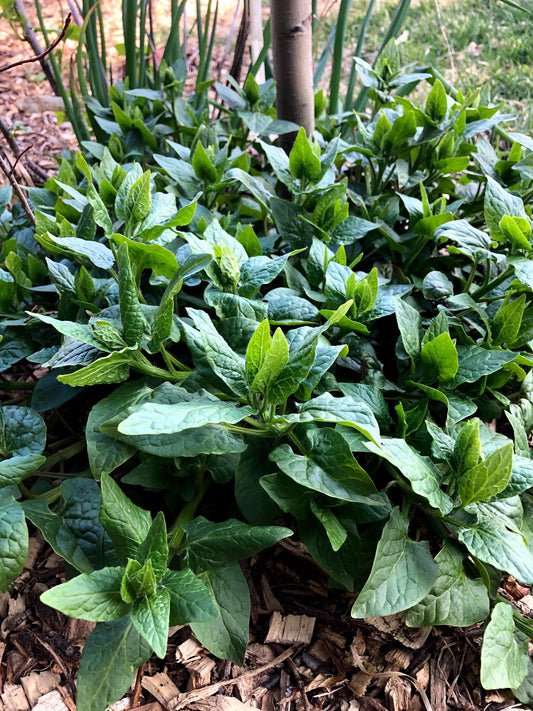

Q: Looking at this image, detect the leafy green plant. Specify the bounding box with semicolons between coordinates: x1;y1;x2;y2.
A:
1;64;533;711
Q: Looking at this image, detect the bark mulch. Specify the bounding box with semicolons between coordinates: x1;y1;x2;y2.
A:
1;533;531;711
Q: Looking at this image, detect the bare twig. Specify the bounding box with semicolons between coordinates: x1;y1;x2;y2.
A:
11;0;59;93
0;12;72;75
0;116;49;182
0;150;35;225
10;144;32;176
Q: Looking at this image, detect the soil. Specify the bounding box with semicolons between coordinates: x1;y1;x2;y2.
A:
0;3;532;710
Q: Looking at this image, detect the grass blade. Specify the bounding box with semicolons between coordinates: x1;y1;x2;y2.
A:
328;0;354;115
122;0;137;88
248;18;271;79
344;0;377;110
376;0;411;59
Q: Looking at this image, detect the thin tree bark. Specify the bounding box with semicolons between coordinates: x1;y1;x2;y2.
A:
270;0;314;152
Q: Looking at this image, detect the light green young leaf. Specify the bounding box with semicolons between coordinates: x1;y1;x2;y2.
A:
0;496;28;592
162;569;218;625
351;508;437;618
76;618;151;711
245;319;271;383
58;350;134;387
405;541;489;627
251;328;289;394
365;439;453;514
100;474;152;561
481;603;529;689
395;298;421;359
124;171;152;225
117;242;146;347
296;393;380;443
135;512;168;581
458;443;513;506
190;564;250;665
289;128;321;182
454;419;483;476
0;454;46;488
425;79;448;122
310;501;347;552
420;332;458;381
184;517;292;574
41;567;130;621
493;295;527;346
131;588;170;659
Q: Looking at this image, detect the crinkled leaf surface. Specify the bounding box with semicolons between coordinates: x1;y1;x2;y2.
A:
162;569;218;625
76;618;151;711
131;587;170;658
351;508;437;618
406;541;489;627
100;474;152;561
190;563;250;665
0;495;28;592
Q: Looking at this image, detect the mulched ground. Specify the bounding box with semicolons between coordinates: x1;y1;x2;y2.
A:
1;2;533;710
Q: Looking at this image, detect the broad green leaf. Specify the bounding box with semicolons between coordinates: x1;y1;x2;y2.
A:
124;171;152;224
100;474;152;561
499;215;532;251
310;501;347;551
118;400;254;436
493;295;527;346
131;588;170;658
111;234;180;279
162;569;218;625
451;345;517;386
420;332;458;381
184;517;292;574
289;128;321;182
484;176;528;238
0;496;27;592
86;380;150;478
481;603;529;689
454;419;483;475
270;429;381;505
458;443;513;506
235;438;281;526
186;309;248;396
245;319;271;382
351;508;437;618
295;393;381;443
190;564;250;665
0;454;46;488
135;512;168;581
405;541;489;627
513;658;533;704
239;255;289;299
35;232;114;270
268;302;352;405
0;406;46;458
76;618;151;711
365;439;453;514
251;328;289;394
395;298;421;359
58;350;134;386
41;567;130;621
425;79;448;122
192;142;217;183
458;520;533;583
117;242;146;347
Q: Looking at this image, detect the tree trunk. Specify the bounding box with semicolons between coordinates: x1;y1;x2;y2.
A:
270;0;314;152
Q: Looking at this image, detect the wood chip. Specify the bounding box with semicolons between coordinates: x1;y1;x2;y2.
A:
20;672;60;706
106;699;131;711
7;596;25;617
141;673;180;708
264;612;315;645
1;684;30;711
30;690;69;711
348;672;373;696
260;575;283;612
385;676;412;711
366;614;431;649
176;638;203;663
384;648;413;671
190;699;256;711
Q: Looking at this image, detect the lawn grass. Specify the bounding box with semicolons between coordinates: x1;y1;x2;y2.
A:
321;0;533;130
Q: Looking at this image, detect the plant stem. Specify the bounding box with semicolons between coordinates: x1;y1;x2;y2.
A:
167;477;209;553
471;265;514;301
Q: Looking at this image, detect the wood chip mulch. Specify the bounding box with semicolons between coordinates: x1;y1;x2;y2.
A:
0;533;531;711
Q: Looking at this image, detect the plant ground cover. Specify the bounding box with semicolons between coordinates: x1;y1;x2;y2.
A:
2;1;533;710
